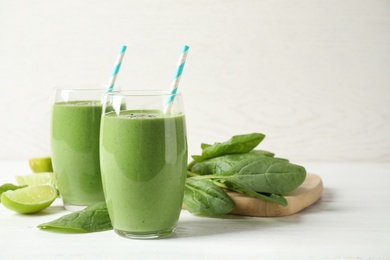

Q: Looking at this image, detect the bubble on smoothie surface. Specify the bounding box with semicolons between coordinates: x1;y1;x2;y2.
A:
125;113;158;118
72;101;100;106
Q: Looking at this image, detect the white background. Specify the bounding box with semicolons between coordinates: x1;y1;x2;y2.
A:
0;0;389;162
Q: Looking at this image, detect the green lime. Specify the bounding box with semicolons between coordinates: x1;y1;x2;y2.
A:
1;185;57;214
28;157;53;173
0;183;26;202
16;172;55;187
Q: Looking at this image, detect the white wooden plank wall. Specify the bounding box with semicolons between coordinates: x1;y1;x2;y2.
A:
0;0;389;162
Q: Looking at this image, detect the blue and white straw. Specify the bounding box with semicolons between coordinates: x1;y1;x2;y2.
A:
106;45;127;93
164;45;190;113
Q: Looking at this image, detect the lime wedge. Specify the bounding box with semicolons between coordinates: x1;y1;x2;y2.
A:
28;157;53;173
1;185;57;214
16;172;55;187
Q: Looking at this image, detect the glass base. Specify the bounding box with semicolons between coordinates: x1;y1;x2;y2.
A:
64;204;87;212
114;226;176;239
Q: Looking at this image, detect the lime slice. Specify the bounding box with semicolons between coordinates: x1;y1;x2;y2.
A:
1;185;57;214
16;172;55;187
28;157;53;173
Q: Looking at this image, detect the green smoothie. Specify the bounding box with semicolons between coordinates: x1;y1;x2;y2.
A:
51;101;105;207
100;110;187;235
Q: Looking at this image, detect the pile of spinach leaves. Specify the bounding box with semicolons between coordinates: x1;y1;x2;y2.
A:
184;133;306;216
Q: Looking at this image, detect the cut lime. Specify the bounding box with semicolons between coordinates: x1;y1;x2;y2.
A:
1;185;57;214
29;157;53;173
0;183;26;202
16;172;55;187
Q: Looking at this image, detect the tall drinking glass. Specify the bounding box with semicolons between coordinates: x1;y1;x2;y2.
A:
100;90;188;239
51;89;105;211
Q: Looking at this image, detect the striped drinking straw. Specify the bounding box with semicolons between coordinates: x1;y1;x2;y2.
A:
164;45;190;113
106;45;127;93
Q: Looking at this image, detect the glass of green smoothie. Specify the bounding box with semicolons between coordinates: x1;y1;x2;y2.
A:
51;88;106;211
100;90;188;239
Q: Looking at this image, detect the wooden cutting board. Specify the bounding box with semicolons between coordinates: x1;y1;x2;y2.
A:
227;173;323;217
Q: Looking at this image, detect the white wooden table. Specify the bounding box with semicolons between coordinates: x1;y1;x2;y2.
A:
1;161;389;259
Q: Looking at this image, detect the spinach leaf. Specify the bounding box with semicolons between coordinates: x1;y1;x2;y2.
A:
200;143;211;149
217;156;306;194
184;178;235;216
38;202;112;233
0;183;26;201
221;180;288;206
189;150;276;175
192;133;265;162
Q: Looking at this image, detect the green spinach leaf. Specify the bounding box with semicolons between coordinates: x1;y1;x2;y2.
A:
217;156;306;194
192;133;265;162
189;150;276;175
221;180;288;206
38;202;112;233
184;178;235;216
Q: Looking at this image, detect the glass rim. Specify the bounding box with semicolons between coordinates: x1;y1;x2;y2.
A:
105;90;182;97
